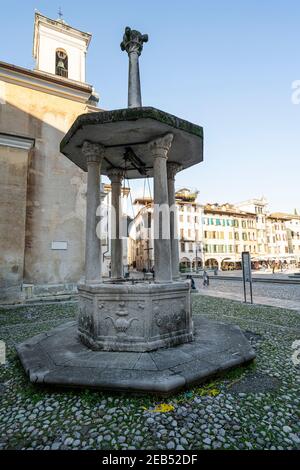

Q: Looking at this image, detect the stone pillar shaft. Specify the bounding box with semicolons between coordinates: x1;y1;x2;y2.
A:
167;163;182;280
120;26;148;108
150;133;174;283
82;141;105;283
128;51;142;107
109;170;124;279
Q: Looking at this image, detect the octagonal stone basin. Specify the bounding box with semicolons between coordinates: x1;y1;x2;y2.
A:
77;280;193;352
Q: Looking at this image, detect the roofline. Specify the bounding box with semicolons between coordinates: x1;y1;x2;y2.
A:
33;12;92;60
202;207;256;218
0;60;93;93
35;12;92;39
268;213;300;221
235;198;268;206
133;197;153;204
103;183;130;195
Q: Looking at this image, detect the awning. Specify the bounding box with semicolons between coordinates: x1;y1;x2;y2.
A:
253;255;296;262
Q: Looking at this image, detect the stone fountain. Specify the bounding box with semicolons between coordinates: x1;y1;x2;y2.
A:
17;27;255;393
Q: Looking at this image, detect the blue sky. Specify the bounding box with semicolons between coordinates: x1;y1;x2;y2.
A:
1;0;299;212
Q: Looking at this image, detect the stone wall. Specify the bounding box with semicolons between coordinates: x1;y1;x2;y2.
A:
0;147;29;301
0;77;91;302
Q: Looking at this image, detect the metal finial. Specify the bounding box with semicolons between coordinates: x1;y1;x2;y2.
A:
58;6;63;20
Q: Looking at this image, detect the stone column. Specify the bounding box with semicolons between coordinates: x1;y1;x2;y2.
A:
82;141;105;283
167;163;183;280
149;133;174;283
108;168;124;279
120;27;148;108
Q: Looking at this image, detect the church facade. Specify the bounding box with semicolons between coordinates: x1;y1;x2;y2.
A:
0;13;99;302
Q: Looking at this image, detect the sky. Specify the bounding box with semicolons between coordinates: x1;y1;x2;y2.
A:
1;0;299;213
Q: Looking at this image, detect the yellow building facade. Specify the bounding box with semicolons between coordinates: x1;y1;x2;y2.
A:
0;13;99;302
129;192;300;272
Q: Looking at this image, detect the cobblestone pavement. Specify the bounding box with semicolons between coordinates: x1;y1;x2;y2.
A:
195;278;300;311
0;299;299;450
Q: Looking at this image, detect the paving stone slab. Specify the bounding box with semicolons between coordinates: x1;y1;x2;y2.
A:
16;317;255;394
229;373;282;394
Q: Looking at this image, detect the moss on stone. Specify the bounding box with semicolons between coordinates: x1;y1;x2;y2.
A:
60;106;203;152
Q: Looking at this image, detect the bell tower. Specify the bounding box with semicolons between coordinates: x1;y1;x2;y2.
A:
33;12;91;83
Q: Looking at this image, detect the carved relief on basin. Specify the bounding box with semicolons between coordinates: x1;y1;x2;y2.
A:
77;281;193;352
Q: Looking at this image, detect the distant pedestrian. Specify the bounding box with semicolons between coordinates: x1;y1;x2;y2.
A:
214;267;218;276
203;270;209;287
186;274;196;290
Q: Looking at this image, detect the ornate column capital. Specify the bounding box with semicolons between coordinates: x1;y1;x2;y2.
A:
82;141;105;164
148;133;174;159
167;162;183;180
107;168;124;184
120;27;148;56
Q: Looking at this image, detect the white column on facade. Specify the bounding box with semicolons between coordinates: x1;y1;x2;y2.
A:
167;163;183;280
108;168;124;279
82;141;105;283
149;133;174;283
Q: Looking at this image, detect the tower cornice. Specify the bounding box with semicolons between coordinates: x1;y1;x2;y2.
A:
33;12;91;59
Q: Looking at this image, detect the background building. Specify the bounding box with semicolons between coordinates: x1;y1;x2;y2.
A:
269;211;300;261
129;197;154;271
0;13;99;302
129;191;300;272
176;188;203;271
100;183;130;277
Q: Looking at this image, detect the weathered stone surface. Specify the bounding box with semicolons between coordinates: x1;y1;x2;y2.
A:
77;280;193;351
167;162;182;281
60;107;203;178
120;27;148;57
0;146;30;303
0;71;94;303
108;169;124;280
83;142;105;283
150;134;174;282
16;316;255;394
120;26;148;108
